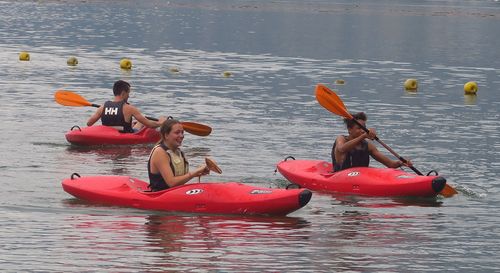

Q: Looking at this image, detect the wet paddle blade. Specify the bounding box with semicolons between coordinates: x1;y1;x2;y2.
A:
182;122;212;137
315;84;353;119
54;90;93;107
205;157;222;174
439;184;458;198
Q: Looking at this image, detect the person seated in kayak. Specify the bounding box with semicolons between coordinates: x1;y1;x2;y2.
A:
332;112;412;172
148;119;210;191
87;80;166;133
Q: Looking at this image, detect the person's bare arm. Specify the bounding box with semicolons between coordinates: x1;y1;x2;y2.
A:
87;106;104;126
369;143;401;168
336;134;366;154
127;105;165;128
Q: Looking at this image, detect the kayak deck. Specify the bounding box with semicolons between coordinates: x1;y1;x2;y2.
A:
62;174;312;216
65;125;160;146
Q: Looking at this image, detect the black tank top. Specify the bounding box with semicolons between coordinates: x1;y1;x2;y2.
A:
101;101;133;133
331;136;370;172
147;143;189;191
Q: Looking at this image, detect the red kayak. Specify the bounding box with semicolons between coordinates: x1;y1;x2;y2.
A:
62;174;312;215
65;125;160;146
276;159;446;197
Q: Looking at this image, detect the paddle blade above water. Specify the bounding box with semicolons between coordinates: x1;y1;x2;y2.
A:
205;157;222;174
54;90;93;107
315;84;353;119
181;122;212;136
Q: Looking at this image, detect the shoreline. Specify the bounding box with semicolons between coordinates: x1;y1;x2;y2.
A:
21;0;500;19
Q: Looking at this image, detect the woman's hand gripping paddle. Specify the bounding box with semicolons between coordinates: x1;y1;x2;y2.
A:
194;157;222;183
205;157;222;174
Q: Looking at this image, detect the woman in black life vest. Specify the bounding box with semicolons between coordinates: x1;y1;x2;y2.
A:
148;119;209;191
332;112;412;172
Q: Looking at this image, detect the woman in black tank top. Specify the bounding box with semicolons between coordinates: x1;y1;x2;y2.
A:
147;119;209;191
331;112;409;172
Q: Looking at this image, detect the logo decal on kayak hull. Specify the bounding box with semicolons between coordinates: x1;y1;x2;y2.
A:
250;189;273;194
347;171;360;177
186;189;203;195
396;175;416;179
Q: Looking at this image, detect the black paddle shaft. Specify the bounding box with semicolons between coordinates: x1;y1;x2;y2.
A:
351;118;424;176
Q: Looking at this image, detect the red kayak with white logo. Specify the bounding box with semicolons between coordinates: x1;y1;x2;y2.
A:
62;174;312;215
65;125;160;146
276;159;446;197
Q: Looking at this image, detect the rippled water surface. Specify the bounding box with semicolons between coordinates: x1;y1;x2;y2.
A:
1;0;500;272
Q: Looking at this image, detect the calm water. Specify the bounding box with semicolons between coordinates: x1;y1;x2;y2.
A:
1;0;500;271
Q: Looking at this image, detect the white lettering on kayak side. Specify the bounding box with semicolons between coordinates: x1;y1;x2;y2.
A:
396;175;416;179
185;189;203;195
347;171;360;177
250;189;273;194
105;107;118;115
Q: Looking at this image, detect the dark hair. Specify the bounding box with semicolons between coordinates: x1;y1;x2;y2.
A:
344;112;367;128
113;80;131;96
159;118;182;142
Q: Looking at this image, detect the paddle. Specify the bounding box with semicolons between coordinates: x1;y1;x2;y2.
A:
315;83;458;197
205;157;222;174
54;90;212;137
194;157;222;183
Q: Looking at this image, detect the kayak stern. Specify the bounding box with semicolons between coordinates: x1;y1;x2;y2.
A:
432;177;446;193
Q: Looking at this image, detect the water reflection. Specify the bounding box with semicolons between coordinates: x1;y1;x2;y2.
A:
61;212;311;271
288;205;452;271
65;145;149;159
330;193;443;208
144;213;310;249
334;210;440;248
464;94;477;105
143;213;313;271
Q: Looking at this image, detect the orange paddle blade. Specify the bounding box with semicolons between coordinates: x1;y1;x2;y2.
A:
181;122;212;137
315;84;353;119
205;157;222;174
54;90;93;107
439;184;458;198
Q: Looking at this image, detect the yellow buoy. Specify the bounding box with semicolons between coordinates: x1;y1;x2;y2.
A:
335;79;345;85
464;81;478;94
19;51;30;61
222;71;232;77
120;58;132;70
404;79;418;91
169;67;180;73
67;56;78;66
